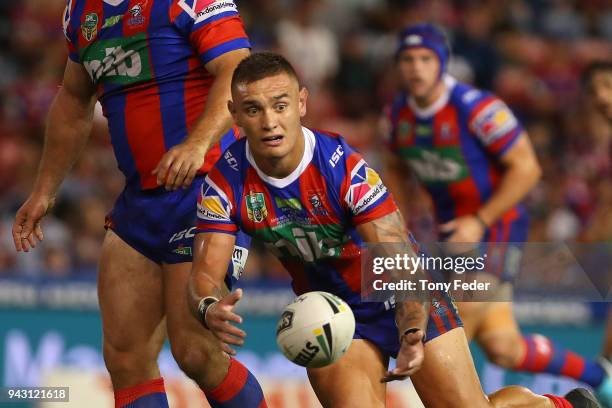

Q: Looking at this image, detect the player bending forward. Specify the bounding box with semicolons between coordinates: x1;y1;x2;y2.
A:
189;52;599;408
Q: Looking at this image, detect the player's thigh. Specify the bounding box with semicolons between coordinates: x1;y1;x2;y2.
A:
162;262;229;388
307;339;388;408
411;327;490;408
98;230;166;377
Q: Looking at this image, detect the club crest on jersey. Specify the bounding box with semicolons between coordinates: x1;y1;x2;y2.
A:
397;120;412;143
128;2;147;26
82;13;99;41
308;192;328;216
246;192;268;223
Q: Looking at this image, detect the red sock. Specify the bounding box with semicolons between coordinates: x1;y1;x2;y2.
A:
114;377;169;408
544;394;573;408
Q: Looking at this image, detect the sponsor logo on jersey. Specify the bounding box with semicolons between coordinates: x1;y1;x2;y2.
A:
224;150;239;171
231;245;248;280
81;34;151;85
275;197;303;211
169;227;196;243
245;192;268;223
415;124;432;137
81;13;99;41
172;244;192;256
471;100;518;144
198;196;230;221
328;144;344;168
401;147;468;183
102;15;123;29
346;162;387;214
195;1;237;24
264;224;343;262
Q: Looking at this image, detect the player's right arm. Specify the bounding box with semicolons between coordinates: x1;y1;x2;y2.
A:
189;231;246;355
188;171;246;355
12;60;96;252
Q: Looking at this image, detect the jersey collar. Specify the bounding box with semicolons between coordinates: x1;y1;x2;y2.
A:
246;126;315;188
407;74;457;119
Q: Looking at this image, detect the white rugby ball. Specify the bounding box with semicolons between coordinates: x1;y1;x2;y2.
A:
276;291;356;368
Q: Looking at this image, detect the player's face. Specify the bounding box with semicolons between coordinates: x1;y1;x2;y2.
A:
590;71;612;121
397;48;441;99
230;73;307;162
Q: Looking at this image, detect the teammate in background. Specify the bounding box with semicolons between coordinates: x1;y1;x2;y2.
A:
189;51;599;408
384;22;611;404
583;60;612;407
11;1;266;407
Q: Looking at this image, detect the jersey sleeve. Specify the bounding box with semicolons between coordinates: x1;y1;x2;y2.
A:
172;0;251;65
340;148;398;226
196;168;238;235
468;96;523;157
62;0;79;63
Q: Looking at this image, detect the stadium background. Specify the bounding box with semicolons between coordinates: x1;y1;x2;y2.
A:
0;0;610;406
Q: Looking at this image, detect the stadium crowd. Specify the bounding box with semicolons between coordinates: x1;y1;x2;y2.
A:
0;0;610;279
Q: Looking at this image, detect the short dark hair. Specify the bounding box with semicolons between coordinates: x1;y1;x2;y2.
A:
582;60;612;88
231;52;299;91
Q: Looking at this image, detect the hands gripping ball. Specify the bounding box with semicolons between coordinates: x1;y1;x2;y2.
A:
276;291;356;368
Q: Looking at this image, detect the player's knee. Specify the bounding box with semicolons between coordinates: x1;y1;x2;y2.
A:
170;337;226;388
103;340;157;379
479;335;522;368
489;385;543;407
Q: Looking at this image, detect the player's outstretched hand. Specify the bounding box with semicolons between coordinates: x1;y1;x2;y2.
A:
152;140;207;191
12;194;54;252
204;288;246;356
439;215;485;243
381;329;425;383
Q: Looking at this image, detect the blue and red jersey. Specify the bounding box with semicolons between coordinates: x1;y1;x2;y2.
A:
388;75;528;242
196;128;462;351
62;0;250;189
196;127;397;308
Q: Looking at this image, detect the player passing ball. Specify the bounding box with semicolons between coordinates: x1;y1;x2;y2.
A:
189;51;599;407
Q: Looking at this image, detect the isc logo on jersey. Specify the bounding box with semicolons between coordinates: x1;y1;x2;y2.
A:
345;161;386;214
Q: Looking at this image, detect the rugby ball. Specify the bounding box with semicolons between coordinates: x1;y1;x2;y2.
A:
276;291;356;368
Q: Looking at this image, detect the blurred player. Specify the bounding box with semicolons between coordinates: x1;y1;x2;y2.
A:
189;52;599;408
11;1;266;407
583;60;612;407
384;23;611;403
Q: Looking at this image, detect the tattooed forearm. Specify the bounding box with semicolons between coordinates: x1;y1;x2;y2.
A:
357;209;430;334
369;210;408;242
395;300;429;333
